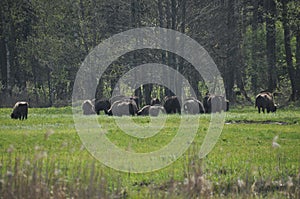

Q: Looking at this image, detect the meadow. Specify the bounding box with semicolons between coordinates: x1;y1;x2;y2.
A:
0;106;299;198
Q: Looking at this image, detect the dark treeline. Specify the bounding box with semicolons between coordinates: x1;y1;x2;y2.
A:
0;0;300;107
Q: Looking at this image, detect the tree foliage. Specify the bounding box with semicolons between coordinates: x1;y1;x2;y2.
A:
0;0;299;107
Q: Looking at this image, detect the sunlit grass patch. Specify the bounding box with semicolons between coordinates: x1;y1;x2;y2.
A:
0;106;299;198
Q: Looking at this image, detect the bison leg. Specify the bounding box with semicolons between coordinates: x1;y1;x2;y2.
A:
257;107;261;113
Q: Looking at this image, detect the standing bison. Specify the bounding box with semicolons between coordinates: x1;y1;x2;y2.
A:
107;99;138;116
11;101;29;120
163;96;181;114
183;98;205;114
150;98;161;106
82;100;96;115
203;94;228;113
255;92;277;113
137;105;165;116
137;105;151;116
110;95;140;109
149;105;165;116
94;99;111;115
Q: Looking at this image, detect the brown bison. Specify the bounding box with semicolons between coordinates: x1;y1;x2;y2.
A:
203;94;228;113
150;105;165;116
137;105;151;116
110;95;140;109
137;105;165;116
163;96;181;114
11;101;29;120
183;98;205;114
150;98;161;106
255;92;277;113
82;100;96;115
94;99;111;115
107;99;138;116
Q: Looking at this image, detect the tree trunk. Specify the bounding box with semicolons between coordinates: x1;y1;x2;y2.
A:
295;31;300;100
143;84;152;105
0;35;7;92
165;0;172;96
225;0;236;103
251;0;259;93
265;0;277;92
158;0;167;98
47;65;53;107
79;0;89;54
281;0;296;101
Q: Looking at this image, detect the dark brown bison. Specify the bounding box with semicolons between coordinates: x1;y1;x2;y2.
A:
150;98;161;106
163;96;181;114
137;105;151;116
203;94;210;113
94;99;111;115
255;92;277;113
149;105;165;116
137;105;165;116
203;94;228;113
82;100;96;115
107;99;138;116
110;95;139;109
183;98;205;114
11;101;28;120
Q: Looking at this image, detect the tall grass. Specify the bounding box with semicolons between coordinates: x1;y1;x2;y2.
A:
0;107;299;198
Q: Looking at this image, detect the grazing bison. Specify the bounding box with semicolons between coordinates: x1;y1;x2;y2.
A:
203;94;210;113
110;95;140;109
108;99;138;116
11;101;29;120
183;98;205;114
203;94;228;113
94;99;111;115
255;92;277;113
137;105;151;116
82;100;96;115
150;98;161;106
163;96;181;114
137;105;165;116
149;105;165;116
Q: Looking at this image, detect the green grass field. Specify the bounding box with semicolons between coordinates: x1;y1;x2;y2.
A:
0;107;299;198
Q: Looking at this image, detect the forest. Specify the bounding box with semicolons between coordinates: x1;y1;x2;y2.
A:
0;0;300;108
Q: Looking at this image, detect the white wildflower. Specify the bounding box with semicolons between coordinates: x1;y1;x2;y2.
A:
183;178;189;185
287;176;293;188
237;178;245;188
272;135;280;148
44;129;54;140
6;171;13;177
7;145;14;153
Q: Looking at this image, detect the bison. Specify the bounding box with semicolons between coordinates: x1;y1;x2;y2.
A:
183;98;205;114
110;95;140;109
255;92;277;113
149;105;165;116
137;105;151;116
82;100;96;115
94;99;111;115
107;99;138;116
137;105;165;116
11;101;28;120
150;98;161;106
203;94;228;113
163;96;181;114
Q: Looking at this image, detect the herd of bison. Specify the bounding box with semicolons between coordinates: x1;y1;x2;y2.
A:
9;91;277;120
